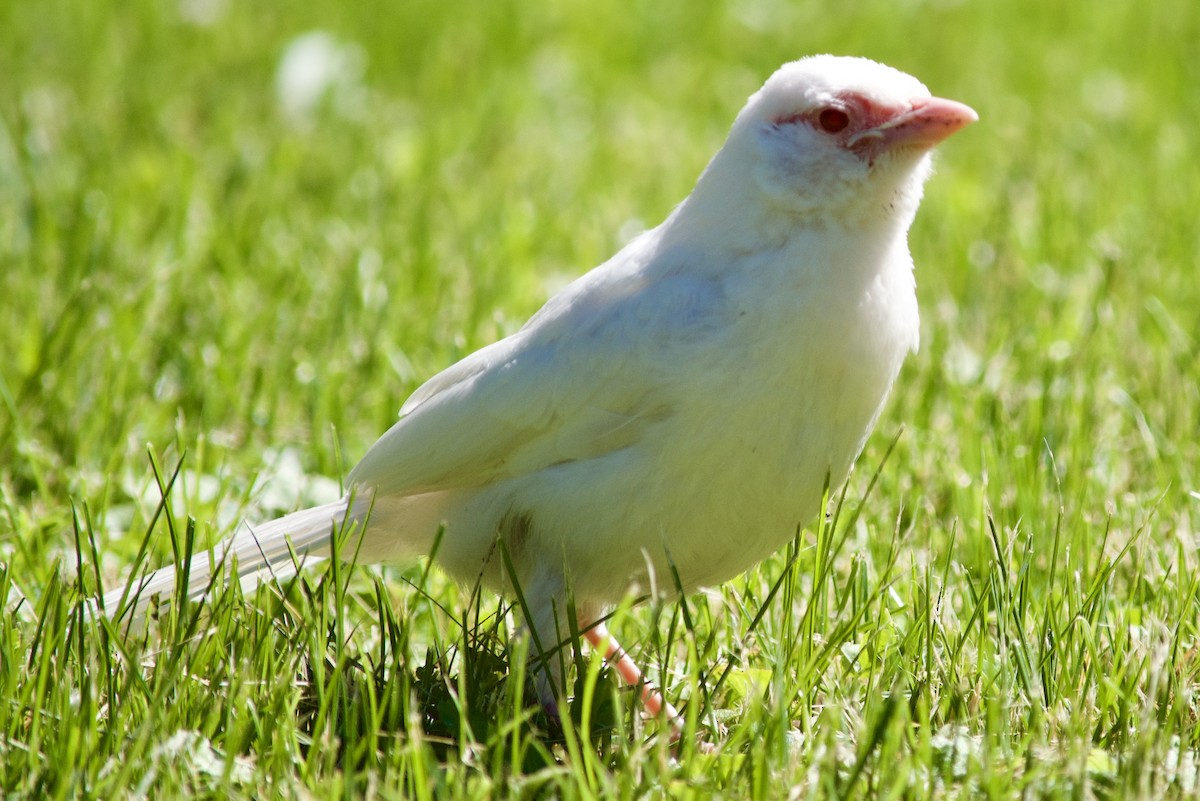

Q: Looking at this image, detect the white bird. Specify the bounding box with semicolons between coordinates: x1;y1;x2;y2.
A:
102;55;976;731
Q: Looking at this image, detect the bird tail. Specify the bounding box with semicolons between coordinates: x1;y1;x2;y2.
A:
100;497;356;630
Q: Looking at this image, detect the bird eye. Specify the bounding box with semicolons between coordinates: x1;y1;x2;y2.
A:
816;107;850;134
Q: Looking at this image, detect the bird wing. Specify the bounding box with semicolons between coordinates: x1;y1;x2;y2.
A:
348;250;730;497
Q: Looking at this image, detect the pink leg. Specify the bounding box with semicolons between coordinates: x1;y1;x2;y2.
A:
583;621;684;730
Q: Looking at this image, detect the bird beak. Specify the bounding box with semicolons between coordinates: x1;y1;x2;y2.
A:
848;96;978;152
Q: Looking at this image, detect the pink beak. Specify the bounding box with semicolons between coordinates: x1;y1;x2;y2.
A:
850;96;978;153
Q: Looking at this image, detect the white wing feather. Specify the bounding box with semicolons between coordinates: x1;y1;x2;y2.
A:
348;243;730;497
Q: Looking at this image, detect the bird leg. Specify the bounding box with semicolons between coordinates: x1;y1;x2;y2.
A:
583;621;685;733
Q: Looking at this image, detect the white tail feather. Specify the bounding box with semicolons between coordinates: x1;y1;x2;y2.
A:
102;497;353;629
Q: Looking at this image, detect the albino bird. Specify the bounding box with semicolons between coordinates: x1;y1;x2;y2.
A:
103;55;976;730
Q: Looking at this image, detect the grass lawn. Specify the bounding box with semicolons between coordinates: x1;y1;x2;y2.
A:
2;0;1199;797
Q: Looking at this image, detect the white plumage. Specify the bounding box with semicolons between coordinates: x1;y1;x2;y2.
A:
104;55;976;726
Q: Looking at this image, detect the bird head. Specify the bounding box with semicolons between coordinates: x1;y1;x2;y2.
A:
706;56;977;233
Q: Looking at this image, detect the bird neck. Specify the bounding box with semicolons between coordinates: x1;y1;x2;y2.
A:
659;144;912;257
658;150;790;253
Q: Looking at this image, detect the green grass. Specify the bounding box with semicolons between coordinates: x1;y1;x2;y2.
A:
3;0;1199;797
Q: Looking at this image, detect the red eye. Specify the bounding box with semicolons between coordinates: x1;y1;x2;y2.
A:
817;107;850;133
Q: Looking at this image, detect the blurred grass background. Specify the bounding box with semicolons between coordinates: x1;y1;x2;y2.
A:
1;0;1198;797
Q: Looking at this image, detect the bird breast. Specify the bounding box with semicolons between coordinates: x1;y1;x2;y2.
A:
474;228;920;604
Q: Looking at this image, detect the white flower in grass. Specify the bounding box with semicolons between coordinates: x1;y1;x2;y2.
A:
276;31;366;125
